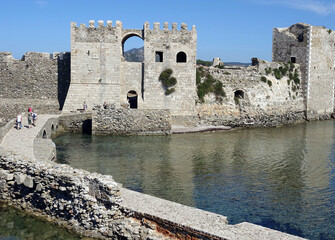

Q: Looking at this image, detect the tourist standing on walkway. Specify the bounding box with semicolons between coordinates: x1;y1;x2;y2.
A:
83;102;87;111
27;112;32;128
16;113;22;130
28;106;33;114
32;112;37;127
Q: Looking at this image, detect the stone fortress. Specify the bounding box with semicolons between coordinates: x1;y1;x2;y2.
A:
63;20;197;126
0;21;334;132
0;21;328;239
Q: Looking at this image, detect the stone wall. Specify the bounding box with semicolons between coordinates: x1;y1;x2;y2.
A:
0;153;171;239
0;52;70;122
307;26;335;119
272;23;335;120
142;22;197;117
92;105;171;135
197;60;306;127
58;112;92;134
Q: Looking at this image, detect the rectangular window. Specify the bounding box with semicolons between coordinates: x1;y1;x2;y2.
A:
155;51;163;62
291;57;296;63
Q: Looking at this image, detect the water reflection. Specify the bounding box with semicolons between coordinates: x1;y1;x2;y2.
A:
54;120;335;240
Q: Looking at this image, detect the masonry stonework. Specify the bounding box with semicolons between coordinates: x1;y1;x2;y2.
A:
273;23;335;120
63;20;197;124
0;52;70;122
196;60;305;127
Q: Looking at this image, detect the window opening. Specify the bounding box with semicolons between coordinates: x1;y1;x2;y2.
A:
291;57;296;63
176;52;187;63
122;35;144;62
155;51;163;62
234;90;245;99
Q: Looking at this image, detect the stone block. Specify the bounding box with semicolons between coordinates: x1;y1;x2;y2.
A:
23;176;34;188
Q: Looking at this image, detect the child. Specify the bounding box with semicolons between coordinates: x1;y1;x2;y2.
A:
32;112;37;127
16;113;22;130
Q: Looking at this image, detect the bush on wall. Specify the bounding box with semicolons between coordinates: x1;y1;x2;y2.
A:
159;69;177;95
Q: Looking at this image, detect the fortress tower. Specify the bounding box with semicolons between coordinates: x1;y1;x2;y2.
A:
62;20;197;123
273;23;335;119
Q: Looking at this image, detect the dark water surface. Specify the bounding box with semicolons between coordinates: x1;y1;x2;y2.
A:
0;203;80;240
54;120;333;239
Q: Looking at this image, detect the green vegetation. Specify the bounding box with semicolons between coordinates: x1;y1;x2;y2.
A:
196;59;212;67
223;71;231;75
261;76;267;83
279;65;288;76
159;69;177;95
328;29;332;34
265;67;272;75
273;68;282;79
267;80;272;87
215;65;225;69
196;68;226;103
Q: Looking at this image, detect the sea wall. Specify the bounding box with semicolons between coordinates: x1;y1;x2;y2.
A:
58;112;92;134
0;153;171;239
92;105;171;135
196;61;306;127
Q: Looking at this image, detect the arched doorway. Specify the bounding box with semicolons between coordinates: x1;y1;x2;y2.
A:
127;91;138;109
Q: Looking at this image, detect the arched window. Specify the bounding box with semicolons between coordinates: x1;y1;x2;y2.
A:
176;52;187;63
42;130;47;139
127;90;138;109
122;34;144;62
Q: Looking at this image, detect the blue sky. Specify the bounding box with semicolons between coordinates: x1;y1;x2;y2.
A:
1;0;335;62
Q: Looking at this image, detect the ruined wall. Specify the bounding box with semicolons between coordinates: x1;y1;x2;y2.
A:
197;61;305;127
0;52;70;122
272;23;335;120
92;105;171;135
272;23;310;106
307;26;335;119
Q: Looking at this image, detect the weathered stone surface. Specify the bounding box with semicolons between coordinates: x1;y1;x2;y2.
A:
92;106;171;135
0;51;70;122
23;175;34;188
273;23;335;120
196;60;306;127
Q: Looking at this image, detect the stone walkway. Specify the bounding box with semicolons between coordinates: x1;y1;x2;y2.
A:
121;188;305;240
0;114;59;161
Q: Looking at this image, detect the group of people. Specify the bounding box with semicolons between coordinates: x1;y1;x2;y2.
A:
16;107;37;130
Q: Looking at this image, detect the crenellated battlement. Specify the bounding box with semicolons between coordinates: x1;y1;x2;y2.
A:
144;21;196;33
71;20;196;33
71;20;122;30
